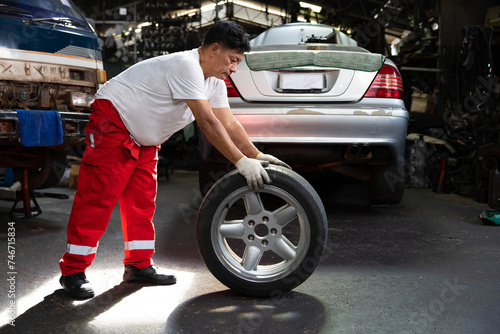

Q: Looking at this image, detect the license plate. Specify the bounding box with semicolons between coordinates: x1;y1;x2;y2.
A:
278;72;325;92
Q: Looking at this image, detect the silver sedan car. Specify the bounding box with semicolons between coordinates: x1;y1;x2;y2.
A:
199;23;409;205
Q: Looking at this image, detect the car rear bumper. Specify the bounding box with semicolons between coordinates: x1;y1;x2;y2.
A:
232;105;409;161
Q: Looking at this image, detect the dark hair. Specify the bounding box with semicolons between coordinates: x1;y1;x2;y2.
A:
202;20;250;52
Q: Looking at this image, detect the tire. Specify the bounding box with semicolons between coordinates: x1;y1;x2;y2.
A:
14;149;67;189
196;165;328;297
369;162;405;205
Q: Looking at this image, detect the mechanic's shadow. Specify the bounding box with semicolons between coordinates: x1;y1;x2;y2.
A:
166;290;326;334
0;283;143;333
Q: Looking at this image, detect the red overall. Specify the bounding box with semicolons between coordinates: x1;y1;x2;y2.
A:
60;99;159;275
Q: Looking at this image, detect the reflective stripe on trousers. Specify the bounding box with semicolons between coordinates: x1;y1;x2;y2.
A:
67;244;98;256
125;240;155;251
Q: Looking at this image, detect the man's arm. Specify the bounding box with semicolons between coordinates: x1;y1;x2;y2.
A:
212;107;259;158
186;100;243;164
185;99;270;190
213;107;292;169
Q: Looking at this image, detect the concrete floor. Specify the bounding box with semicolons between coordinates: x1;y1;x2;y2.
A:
0;170;499;334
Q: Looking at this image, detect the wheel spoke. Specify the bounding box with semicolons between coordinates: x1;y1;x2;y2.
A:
243;192;263;215
273;237;296;261
219;221;245;239
242;245;263;271
274;204;297;227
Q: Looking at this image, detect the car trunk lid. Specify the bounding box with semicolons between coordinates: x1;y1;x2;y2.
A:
230;45;385;103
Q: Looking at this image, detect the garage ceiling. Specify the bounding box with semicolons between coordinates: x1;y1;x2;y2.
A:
73;0;431;42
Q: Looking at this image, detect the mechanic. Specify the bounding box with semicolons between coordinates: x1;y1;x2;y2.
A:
58;20;289;300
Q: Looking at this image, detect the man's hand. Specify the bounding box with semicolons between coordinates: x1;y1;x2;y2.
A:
235;156;271;191
255;152;292;169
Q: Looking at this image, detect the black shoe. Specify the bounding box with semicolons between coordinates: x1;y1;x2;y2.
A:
123;265;176;285
59;272;95;300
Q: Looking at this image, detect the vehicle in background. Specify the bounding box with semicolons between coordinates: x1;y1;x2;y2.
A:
199;23;409;205
0;0;105;188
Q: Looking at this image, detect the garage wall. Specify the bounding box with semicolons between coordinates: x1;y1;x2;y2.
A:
440;0;498;45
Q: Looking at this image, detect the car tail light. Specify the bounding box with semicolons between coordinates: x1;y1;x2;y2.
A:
225;77;240;97
364;64;404;99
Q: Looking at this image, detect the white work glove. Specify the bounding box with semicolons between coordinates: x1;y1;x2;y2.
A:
255;152;292;169
235;156;271;191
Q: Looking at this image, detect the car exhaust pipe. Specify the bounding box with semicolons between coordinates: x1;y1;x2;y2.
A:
345;144;372;160
346;144;360;158
360;144;371;157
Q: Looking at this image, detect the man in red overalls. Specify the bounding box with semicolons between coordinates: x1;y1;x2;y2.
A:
59;20;289;299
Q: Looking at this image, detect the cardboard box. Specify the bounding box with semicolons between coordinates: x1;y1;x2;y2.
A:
69;164;80;188
411;92;436;113
485;6;500;27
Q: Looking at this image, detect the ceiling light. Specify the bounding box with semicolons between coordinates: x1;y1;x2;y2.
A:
299;2;322;13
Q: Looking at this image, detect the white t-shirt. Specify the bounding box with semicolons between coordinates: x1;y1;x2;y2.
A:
95;48;229;146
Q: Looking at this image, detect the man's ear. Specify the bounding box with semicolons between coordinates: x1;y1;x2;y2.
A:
209;43;221;57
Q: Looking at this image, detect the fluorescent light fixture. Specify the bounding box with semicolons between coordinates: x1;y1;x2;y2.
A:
176;0;286;19
233;0;284;16
138;22;152;29
299;1;322;13
200;2;217;11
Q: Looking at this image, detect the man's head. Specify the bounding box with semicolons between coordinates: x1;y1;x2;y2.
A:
199;20;250;80
202;20;250;53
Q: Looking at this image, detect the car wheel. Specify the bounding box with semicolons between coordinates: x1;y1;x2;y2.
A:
196;165;328;297
369;162;405;205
